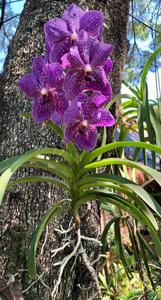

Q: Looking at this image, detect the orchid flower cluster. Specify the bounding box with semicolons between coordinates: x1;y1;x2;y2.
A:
18;4;115;151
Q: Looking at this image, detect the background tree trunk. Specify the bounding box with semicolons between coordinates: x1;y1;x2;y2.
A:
0;0;130;299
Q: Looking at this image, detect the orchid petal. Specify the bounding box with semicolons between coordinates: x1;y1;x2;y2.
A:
64;70;85;100
91;42;113;67
90;92;108;107
32;98;54;123
77;34;93;64
54;91;69;115
93;67;107;87
18;74;39;98
65;123;98;151
87;68;112;99
86;81;112;99
104;58;113;74
67;46;85;68
44;18;70;44
72;125;98;151
63;4;84;31
51;111;63;126
63;101;82;125
49;41;71;63
44;41;52;63
92;109;115;127
44;63;63;87
61;53;71;68
32;56;45;86
80;10;103;38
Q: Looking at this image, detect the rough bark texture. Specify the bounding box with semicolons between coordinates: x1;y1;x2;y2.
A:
0;0;130;299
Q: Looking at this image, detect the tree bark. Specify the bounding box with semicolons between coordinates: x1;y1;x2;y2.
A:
0;0;130;299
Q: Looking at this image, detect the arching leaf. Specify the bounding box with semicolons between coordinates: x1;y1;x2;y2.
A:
0;147;72;205
27;201;70;278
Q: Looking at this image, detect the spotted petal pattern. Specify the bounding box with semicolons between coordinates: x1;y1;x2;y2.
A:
18;4;115;151
64;38;113;100
64;93;115;151
44;4;104;63
18;57;68;124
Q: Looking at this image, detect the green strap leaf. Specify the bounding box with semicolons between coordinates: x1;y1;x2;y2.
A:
79;150;88;161
105;94;127;110
45;120;64;139
29;157;74;180
81;141;161;166
102;195;161;259
19;112;32;118
137;231;155;289
74;190;161;258
138;104;147;165
137;231;160;263
66;142;79;162
0;147;72;205
125;219;142;273
140;45;161;94
115;109;137;127
7;176;70;192
0;155;21;174
143;85;156;168
101;217;120;255
90;173;161;218
76;177;159;230
23;162;70;182
122;80;142;100
27;201;70;278
100;216;121;286
114;218;132;279
121;99;139;109
85;158;161;187
149;104;161;147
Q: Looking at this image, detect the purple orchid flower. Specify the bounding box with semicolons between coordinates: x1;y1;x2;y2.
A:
44;4;103;63
62;35;113;100
63;92;115;151
18;56;68;124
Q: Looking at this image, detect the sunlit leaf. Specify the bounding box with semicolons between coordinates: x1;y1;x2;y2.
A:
0;147;73;205
77;173;161;222
7;176;70;192
85;158;161;186
74;190;161;257
81;141;161;166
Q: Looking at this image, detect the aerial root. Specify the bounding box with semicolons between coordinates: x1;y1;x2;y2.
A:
79;242;102;300
51;240;74;258
51;228;81;299
50;223;102;300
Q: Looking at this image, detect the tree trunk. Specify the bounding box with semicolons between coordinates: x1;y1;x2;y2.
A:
0;0;130;299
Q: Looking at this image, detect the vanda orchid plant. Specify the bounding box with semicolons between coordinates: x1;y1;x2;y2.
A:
1;4;161;298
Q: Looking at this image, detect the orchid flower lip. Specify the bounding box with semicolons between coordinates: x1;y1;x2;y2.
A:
97;112;101;120
84;64;92;75
41;87;48;96
81;120;88;127
71;31;78;42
